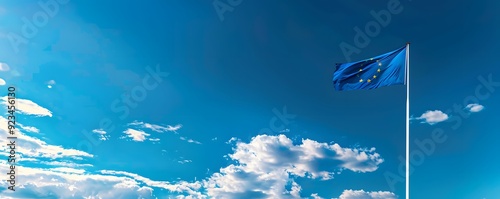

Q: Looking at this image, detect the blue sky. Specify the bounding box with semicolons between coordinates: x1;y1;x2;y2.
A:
0;0;499;198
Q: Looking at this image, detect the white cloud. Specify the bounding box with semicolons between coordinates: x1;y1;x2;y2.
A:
338;189;397;199
1;97;53;117
178;160;192;164
92;129;106;135
38;161;93;168
203;134;384;198
166;124;182;132
0;111;195;198
180;136;202;144
0;62;9;71
0;130;386;199
126;122;190;143
225;137;238;144
47;80;56;88
280;128;290;133
416;110;448;124
311;193;324;199
100;170;203;197
0;78;5;86
0;164;162;199
92;129;110;141
49;167;87;174
122;129;150;142
466;103;484;113
19;123;40;133
128;121;182;133
0;117;92;159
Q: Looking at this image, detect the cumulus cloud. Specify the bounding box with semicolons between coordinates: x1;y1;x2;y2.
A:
415;110;448;124
0;78;5;86
338;189;397;199
1;97;53;117
122;129;150;142
128;120;182;133
0;62;9;71
465;103;484;113
0;131;386;199
203;134;384;198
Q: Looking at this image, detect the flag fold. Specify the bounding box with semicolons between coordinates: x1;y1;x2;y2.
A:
333;46;407;91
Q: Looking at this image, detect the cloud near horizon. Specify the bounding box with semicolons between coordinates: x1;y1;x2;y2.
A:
0;98;394;198
1;121;393;198
202;134;385;198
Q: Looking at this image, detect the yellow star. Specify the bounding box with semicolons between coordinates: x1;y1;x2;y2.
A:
377;69;381;72
359;69;363;72
378;63;382;66
373;75;377;79
367;79;371;83
359;79;363;82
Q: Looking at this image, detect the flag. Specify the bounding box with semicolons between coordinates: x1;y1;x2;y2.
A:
332;43;411;198
333;46;407;91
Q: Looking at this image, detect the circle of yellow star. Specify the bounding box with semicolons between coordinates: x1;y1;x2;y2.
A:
359;79;363;82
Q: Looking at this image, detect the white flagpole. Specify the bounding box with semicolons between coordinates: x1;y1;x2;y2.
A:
405;42;410;199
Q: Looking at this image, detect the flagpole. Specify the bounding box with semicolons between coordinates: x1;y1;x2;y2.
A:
405;42;410;199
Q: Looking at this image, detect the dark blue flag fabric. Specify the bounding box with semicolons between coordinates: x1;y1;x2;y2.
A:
333;46;407;91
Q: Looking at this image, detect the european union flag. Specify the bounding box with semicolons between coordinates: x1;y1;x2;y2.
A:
333;45;407;91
